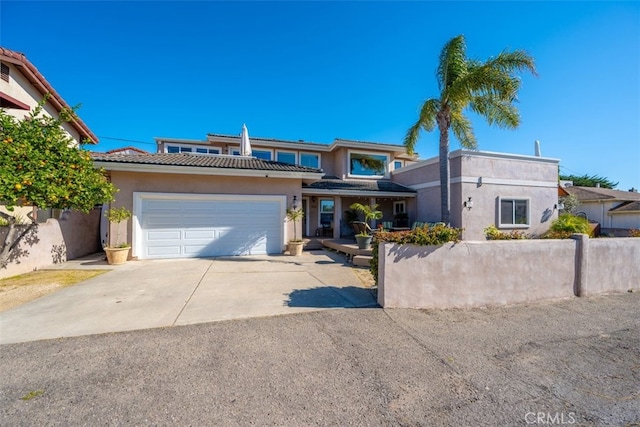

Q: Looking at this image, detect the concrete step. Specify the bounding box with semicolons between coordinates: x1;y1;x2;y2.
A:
353;255;373;267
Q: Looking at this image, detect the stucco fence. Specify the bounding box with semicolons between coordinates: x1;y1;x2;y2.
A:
377;235;640;309
0;208;102;279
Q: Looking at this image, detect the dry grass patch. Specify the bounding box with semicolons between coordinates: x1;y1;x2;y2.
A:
0;269;108;312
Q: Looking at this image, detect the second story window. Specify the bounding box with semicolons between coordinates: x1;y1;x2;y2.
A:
349;152;388;177
300;153;319;168
276;151;296;165
166;144;220;154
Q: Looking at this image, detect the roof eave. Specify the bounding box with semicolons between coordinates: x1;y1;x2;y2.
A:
93;161;325;180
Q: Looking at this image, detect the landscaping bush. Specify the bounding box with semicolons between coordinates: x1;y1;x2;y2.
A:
370;224;462;285
540;213;590;239
630;229;640;238
483;225;528;240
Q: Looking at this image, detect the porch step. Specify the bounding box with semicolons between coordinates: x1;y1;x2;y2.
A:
303;238;324;251
353;255;373;267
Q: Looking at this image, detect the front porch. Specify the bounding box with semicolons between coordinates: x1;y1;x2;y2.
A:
319;238;373;267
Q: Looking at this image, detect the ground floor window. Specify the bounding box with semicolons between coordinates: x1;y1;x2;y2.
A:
393;201;405;215
499;198;530;227
319;199;334;228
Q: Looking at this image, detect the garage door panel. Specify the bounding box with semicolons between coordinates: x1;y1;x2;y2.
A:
147;230;182;240
138;194;284;259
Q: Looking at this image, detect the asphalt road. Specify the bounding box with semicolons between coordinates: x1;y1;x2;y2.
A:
1;292;639;426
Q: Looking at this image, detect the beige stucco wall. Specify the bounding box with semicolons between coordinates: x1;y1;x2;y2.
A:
108;171;301;252
378;237;640;309
378;240;577;309
391;151;559;239
0;209;101;279
586;238;640;295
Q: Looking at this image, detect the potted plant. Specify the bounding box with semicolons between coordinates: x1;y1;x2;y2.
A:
286;207;304;256
104;206;132;265
349;202;383;249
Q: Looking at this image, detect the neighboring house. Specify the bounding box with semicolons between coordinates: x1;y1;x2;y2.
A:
392;150;561;240
0;47;97;145
563;185;640;233
94;133;560;259
105;146;149;155
1;47;97;221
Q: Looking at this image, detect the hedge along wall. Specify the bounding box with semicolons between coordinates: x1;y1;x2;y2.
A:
0;208;101;279
377;236;640;309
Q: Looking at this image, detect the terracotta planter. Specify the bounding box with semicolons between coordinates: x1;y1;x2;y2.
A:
104;247;130;265
287;241;304;256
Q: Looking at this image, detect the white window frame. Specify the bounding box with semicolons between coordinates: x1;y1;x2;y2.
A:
348;150;389;179
165;143;220;155
498;197;531;228
393;160;404;170
393;201;406;215
299;152;321;169
318;198;335;228
276;150;297;165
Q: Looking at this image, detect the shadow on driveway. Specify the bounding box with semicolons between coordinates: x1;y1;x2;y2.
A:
285;286;379;308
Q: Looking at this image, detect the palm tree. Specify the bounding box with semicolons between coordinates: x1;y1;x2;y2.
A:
404;35;537;224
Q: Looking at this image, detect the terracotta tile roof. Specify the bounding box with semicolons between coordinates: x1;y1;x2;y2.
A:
564;186;640;201
303;178;416;193
105;146;149;154
0;47;98;143
91;152;323;173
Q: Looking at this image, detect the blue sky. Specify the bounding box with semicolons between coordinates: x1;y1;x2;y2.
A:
2;1;639;190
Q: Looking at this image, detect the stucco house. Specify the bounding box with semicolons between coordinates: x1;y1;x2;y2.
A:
392;150;561;240
1;46;98;221
563;185;640;235
0;47;97;145
93;132;560;259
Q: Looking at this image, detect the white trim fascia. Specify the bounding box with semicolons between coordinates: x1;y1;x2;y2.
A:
94;161;324;180
154;137;207;144
451;149;560;164
302;188;416;198
331;139;410;155
408;176;559;190
392;156;439;175
207;134;332;151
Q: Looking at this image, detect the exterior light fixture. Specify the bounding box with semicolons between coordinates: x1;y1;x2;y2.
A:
464;197;473;209
293;195;298;210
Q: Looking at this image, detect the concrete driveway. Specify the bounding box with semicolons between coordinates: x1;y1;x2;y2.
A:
0;250;377;344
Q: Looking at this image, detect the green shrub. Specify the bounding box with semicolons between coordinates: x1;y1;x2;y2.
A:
370;224;462;285
483;225;528;240
550;213;590;234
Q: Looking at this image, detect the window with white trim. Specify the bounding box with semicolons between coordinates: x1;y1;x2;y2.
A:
394;160;403;170
300;152;320;168
319;199;334;228
349;151;388;177
166;144;219;154
393;201;405;215
499;198;530;227
253;149;272;160
276;151;296;165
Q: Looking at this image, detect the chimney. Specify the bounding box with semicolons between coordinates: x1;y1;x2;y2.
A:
596;183;601;188
534;140;541;157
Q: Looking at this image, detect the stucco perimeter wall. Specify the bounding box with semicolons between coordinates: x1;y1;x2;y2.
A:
0;209;101;279
586;238;640;295
378;237;640;309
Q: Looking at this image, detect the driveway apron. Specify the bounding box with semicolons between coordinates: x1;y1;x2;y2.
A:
0;250;377;344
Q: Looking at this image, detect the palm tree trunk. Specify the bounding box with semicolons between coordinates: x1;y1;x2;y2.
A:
437;112;450;224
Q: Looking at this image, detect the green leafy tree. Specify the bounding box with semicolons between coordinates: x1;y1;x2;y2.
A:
0;101;115;267
404;35;536;224
559;174;618;189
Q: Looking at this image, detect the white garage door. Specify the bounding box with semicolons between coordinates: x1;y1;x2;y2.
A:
135;193;285;259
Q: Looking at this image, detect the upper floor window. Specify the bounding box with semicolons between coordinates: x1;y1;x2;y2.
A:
1;63;9;82
349;152;388;177
253;149;272;160
166;144;219;155
276;151;296;165
394;160;403;170
499;198;530;227
300;153;320;169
